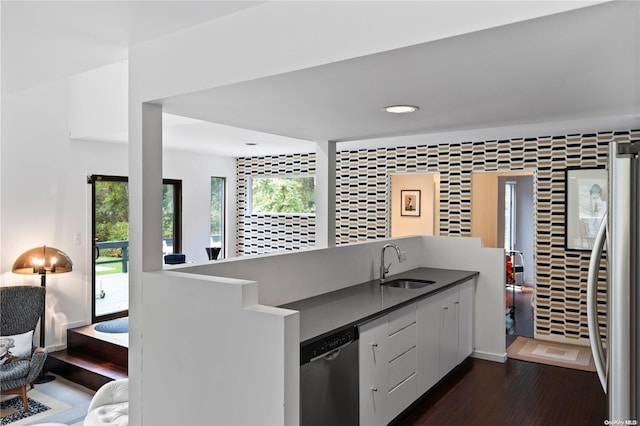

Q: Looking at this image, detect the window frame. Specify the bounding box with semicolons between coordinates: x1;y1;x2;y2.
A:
504;181;516;251
210;176;226;259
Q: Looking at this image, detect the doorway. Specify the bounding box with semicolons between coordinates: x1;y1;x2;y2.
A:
390;173;440;237
90;176;129;322
471;171;535;345
89;175;182;323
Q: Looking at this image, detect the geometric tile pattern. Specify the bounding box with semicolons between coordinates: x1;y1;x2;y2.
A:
236;153;317;256
238;129;638;343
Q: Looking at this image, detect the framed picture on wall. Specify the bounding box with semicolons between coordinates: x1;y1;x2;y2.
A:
565;167;607;250
401;190;421;217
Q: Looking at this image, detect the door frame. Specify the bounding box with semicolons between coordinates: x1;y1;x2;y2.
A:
88;175;182;323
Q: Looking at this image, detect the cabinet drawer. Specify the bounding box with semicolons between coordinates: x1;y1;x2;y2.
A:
387;372;417;422
388;346;417;391
388;304;416;335
387;322;416;361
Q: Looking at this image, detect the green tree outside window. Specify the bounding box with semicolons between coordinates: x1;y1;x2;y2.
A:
251;176;315;214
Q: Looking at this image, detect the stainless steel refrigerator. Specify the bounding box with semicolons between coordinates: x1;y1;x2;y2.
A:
588;140;639;422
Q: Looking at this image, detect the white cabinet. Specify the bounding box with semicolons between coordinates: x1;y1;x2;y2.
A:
359;315;387;426
438;287;460;377
457;279;474;363
416;279;475;395
360;279;475;425
359;304;417;426
415;294;441;393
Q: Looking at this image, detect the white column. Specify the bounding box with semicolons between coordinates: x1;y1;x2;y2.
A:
140;103;163;272
128;101;163;426
315;141;337;248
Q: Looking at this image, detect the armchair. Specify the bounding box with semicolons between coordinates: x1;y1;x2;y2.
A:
0;286;47;413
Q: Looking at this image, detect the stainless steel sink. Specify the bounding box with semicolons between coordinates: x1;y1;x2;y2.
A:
384;279;436;289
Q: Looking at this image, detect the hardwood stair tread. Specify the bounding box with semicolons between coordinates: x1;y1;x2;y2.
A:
65;325;128;369
45;322;129;390
67;324;128;348
49;349;128;377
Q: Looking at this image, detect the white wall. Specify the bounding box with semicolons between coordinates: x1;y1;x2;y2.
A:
179;236;426;307
162;148;236;263
142;270;299;426
1;81;92;348
0;77;237;350
421;236;506;361
69;61;128;141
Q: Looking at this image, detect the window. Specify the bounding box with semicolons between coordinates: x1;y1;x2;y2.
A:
504;181;516;251
163;180;182;255
210;177;225;258
250;176;316;214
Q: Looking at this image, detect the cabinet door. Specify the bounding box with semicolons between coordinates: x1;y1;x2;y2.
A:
416;295;441;394
439;288;459;378
457;279;475;363
359;315;388;426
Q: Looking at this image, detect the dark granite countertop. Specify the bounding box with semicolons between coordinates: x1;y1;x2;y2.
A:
280;267;479;344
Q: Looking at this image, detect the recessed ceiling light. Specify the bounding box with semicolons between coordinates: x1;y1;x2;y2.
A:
384;105;419;114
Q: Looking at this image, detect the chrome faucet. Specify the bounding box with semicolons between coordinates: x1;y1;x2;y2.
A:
380;243;403;283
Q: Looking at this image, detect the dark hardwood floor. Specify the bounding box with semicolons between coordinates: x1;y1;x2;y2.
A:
397;357;607;426
506;286;534;348
397;286;607;426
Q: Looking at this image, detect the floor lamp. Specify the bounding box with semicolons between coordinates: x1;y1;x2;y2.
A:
12;245;73;383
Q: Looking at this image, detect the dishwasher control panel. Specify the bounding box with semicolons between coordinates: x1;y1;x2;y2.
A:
300;326;358;365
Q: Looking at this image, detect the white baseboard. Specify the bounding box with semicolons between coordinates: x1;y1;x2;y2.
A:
48;344;66;352
472;350;507;363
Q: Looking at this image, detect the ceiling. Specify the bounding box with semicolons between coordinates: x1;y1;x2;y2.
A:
3;1;639;157
161;0;640;147
1;1;265;95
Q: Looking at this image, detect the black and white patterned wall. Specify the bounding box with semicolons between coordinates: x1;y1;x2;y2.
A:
237;129;638;342
236;153;317;256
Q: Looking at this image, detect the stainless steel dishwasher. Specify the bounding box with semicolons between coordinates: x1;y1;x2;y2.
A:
300;326;359;426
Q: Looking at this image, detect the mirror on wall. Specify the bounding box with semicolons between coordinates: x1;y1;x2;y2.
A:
390;173;440;237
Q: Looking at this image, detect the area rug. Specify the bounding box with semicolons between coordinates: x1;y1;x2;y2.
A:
507;336;596;372
0;389;70;425
94;317;128;333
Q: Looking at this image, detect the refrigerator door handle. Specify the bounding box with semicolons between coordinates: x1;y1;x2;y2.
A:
587;212;608;392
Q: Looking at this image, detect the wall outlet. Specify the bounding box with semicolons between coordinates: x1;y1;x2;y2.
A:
73;232;81;245
400;250;408;262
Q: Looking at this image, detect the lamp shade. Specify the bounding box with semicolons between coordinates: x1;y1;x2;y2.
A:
12;245;73;275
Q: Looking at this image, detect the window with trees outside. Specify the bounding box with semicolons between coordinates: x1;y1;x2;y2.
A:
250;176;316;215
504;181;516;251
210;177;225;259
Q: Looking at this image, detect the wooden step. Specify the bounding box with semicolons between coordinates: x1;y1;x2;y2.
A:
46;323;128;391
66;324;128;368
47;349;127;391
